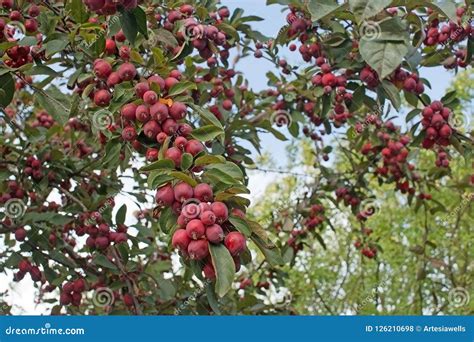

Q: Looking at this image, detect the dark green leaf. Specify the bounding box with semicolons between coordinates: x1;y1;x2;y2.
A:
209;244;235;298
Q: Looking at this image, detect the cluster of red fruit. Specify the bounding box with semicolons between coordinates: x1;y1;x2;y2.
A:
0;3;41;67
286;7;311;37
392;68;425;94
156;182;247;279
23;155;43;181
424;7;472;47
359;66;379;89
87;59;137;107
335;187;361;210
62;212;129;250
354;228;378;259
117;72;205;164
361;122;419;195
0;180;25;205
421;101;454;168
158;5;232;62
311;58;348;95
30;110;54;128
59;278;87;306
15;259;42;282
83;0;137;15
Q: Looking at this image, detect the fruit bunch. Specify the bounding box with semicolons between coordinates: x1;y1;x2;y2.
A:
59;279;87;306
421;101;454;147
0;180;25;204
157;182;247;280
157;5;233;62
0;3;42;67
15;259;42;282
83;0;137;14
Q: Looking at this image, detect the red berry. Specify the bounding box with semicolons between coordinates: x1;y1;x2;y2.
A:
123;293;134;307
117;63;137;81
188;240;209;260
94;89;111;107
93;59;112;79
211;201;228;223
143;90;158;105
186;219;205;240
203;262;216;280
185;140;204;156
121;126;137;141
155;184;175;206
174;182;193;203
15;227;27;241
169;102;187;120
194;183;213;202
200;210;216;225
172;229;191;251
165;147;182;167
206;224;224;243
224;231;246;255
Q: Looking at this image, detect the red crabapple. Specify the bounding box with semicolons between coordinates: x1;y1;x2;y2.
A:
188;240;209;260
206;224;224;243
172;229;191;251
211;201;228;223
224;231;246;255
186;219;206;240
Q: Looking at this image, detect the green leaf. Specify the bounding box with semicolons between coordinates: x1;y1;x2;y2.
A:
429;0;457;22
66;0;88;23
0;73;15;107
359;17;410;79
307;0;343;22
93;254;118;270
190;125;224;141
181;153;193;171
140;159;175;172
209;244;235;298
228;216;252;237
159;207;176;233
349;0;392;22
116;204;127;225
153;28;178;47
194;155;225;166
168;81;197;97
381;80;401;111
25;65;60;77
405;108;421;123
189;104;224;130
45;39;68;58
251;234;284;267
132;6;148;39
206;162;243;181
120;10;138;44
35;87;71;125
169;171;197;187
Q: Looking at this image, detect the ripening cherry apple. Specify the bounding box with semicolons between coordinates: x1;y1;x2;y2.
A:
224;231;246;255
